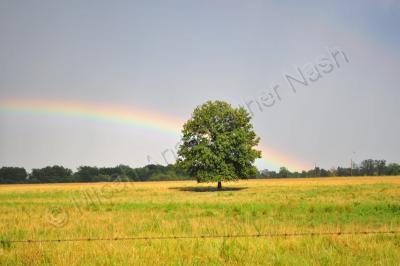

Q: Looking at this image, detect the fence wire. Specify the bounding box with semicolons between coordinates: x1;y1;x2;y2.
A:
2;230;399;244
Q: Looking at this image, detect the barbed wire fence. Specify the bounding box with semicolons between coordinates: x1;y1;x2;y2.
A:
1;230;399;245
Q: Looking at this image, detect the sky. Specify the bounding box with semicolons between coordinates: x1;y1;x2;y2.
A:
0;0;399;172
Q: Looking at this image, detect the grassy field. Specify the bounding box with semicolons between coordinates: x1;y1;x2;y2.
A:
0;177;400;265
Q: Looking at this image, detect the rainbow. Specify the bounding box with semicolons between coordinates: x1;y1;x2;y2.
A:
257;146;310;171
0;98;311;171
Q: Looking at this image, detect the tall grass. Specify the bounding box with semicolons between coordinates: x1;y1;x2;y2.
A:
0;177;399;265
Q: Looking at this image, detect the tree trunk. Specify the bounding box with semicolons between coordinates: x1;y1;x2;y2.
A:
217;181;222;190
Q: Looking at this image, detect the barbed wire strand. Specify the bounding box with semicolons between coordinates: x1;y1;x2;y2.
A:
1;230;399;244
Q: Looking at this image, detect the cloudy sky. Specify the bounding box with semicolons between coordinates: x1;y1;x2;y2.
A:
0;0;399;171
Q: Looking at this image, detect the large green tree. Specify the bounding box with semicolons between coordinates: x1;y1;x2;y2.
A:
177;100;261;189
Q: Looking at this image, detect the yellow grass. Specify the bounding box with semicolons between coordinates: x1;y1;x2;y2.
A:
1;177;399;265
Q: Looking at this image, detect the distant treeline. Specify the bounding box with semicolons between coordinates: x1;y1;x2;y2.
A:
0;159;399;184
0;164;191;184
260;159;400;178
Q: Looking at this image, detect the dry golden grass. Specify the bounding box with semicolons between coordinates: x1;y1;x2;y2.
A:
1;176;400;265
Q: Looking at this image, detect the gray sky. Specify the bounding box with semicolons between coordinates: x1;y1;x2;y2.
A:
0;0;399;171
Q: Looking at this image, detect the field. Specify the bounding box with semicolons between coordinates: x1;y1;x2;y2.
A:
1;177;400;265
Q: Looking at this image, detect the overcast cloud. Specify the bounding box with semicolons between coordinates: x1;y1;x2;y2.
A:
0;0;399;171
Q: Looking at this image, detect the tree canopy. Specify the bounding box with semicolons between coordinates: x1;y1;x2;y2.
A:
177;100;261;188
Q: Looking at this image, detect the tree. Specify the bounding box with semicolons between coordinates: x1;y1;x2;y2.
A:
177;100;261;189
278;167;291;178
260;169;278;178
319;168;331;177
74;166;99;182
385;163;400;176
360;159;374;176
336;166;351;176
0;167;27;183
374;160;386;176
30;165;72;183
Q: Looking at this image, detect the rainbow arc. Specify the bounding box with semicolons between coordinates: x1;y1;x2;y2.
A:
0;98;311;171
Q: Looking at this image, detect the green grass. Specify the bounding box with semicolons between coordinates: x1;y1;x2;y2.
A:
0;177;399;265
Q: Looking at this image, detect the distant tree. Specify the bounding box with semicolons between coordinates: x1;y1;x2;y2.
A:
278;167;291;178
374;160;386;176
336;167;351;176
259;169;279;178
385;163;400;176
98;166;123;178
74;166;99;182
291;171;301;178
360;159;374;176
30;165;72;183
319;168;331;177
350;163;360;176
0;167;27;183
307;169;316;177
118;164;136;177
177;101;261;189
